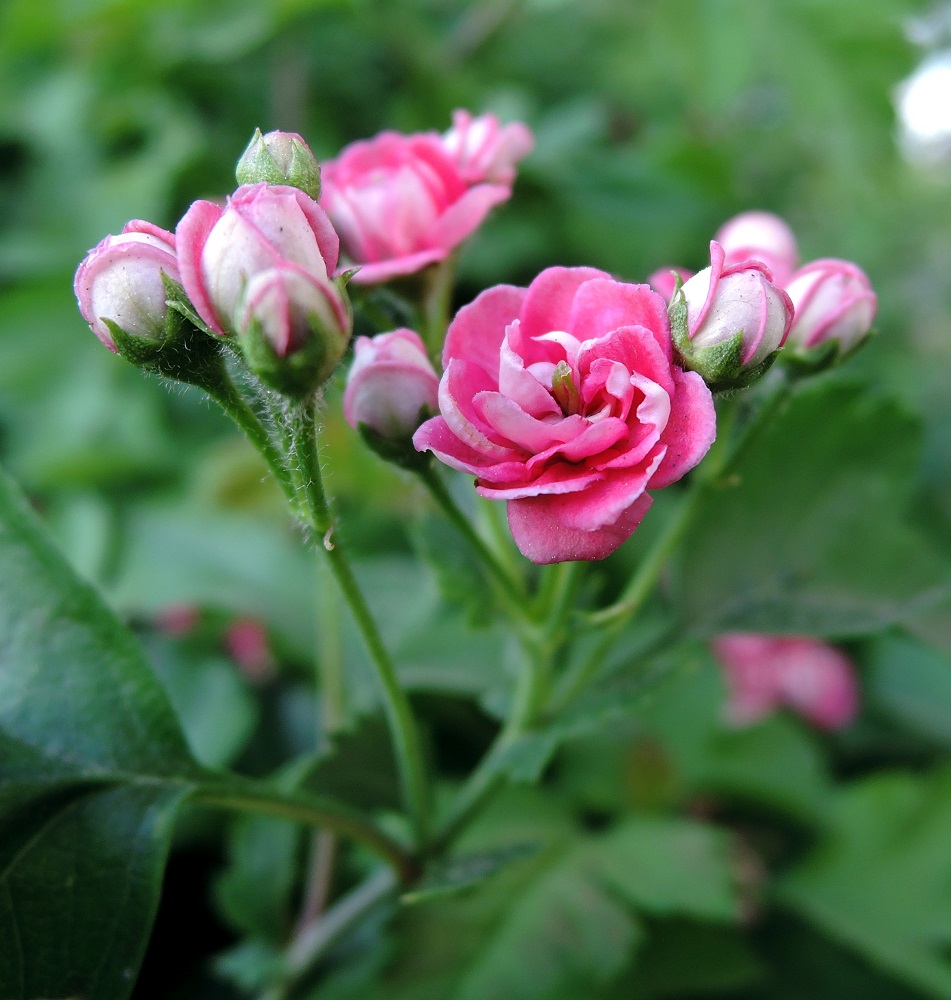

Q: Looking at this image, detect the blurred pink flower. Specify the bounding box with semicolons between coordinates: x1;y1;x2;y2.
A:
413;267;716;564
226;617;274;683
647;266;694;303
712;633;859;731
441;109;534;185
320;115;529;285
784;259;877;356
715;210;799;286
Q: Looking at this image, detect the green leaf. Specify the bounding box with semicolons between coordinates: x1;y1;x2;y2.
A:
866;631;951;745
778;768;951;998
677;379;949;637
0;466;204;999
402;842;541;905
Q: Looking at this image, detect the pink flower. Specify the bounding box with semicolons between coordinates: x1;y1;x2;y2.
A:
715;210;799;286
674;242;793;389
413;267;717;564
225;617;274;683
319;124;517;285
784;259;877;356
712;633;859;731
441;109;534;185
176;182;348;357
344;328;439;441
647;267;694;303
74;220;180;352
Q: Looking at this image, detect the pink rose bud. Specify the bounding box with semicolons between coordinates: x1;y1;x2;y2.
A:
344;328;439;442
441;109;534;185
225;617;274;683
177;183;351;394
712;633;859;731
647;267;694;303
235;128;322;201
320;115;525;285
74;220;180;352
784;259;877;358
672;241;793;390
413;267;717;564
715;210;799;286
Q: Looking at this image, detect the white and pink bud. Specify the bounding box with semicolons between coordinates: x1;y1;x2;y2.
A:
715;210;799;286
647;266;694;303
784;259;877;358
74;220;180;352
177;183;351;394
671;241;793;390
441;109;535;185
344;329;439;443
712;633;859;731
235;129;322;200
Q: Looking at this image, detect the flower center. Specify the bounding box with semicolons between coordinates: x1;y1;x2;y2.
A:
551;360;581;416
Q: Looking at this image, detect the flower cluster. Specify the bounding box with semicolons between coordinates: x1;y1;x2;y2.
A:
76;118;877;567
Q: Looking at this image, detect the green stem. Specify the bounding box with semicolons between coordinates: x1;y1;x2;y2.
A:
292;399;430;850
416;463;528;611
208;380;299;509
192;782;414;882
260;868;398;1000
420;255;457;361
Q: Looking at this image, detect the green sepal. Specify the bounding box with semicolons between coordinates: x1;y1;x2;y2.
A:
781;327;877;378
106;278;232;397
239;306;350;400
235;127;322;201
357;418;432;471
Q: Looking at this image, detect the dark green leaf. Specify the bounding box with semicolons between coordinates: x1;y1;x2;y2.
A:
778;768;951;998
677;379;948;638
402;842;541;905
0;466;203;999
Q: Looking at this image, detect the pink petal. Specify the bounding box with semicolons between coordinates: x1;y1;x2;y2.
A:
648;368;717;489
578;324;675;400
431;182;511;251
413;416;523;480
443;284;527;374
176;199;226;334
473;392;584;452
568;278;672;359
440;359;512;457
546;456;662;532
497;326;561;418
519;267;610;343
507;491;653;564
346;248;448;285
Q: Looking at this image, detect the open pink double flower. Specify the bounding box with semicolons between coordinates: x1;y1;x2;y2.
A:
413;267;717;564
320;113;532;285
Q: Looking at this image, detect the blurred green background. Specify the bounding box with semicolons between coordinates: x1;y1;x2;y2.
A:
4;0;951;997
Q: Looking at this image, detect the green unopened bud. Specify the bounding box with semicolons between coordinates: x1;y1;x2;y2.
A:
236;129;322;200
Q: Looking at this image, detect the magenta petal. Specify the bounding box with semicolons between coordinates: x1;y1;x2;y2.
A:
519;267;609;342
498;329;561;418
649;368;717;489
578;324;674;400
413;416;520;478
346;248;447;285
443;284;527;374
548;459;661;532
507;491;653;564
176;199;225;334
568;278;672;358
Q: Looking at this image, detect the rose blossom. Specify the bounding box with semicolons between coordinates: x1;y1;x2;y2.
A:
441;109;534;185
712;633;859;731
784;259;877;356
74;219;180;352
344;329;439;441
176;182;348;357
413;267;717;564
715;210;799;286
320;116;528;285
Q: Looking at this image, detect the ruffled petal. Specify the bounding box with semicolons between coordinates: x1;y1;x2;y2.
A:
519;267;609;343
443;284;527;375
648;368;717;489
569;278;672;359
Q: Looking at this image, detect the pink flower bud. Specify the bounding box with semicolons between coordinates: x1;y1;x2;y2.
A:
344;329;439;440
647;267;694;303
74;220;179;352
712;633;859;731
235;129;322;200
784;259;877;356
673;242;793;389
225;617;274;683
441;109;534;185
320;113;528;285
177;183;351;391
715;210;799;286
